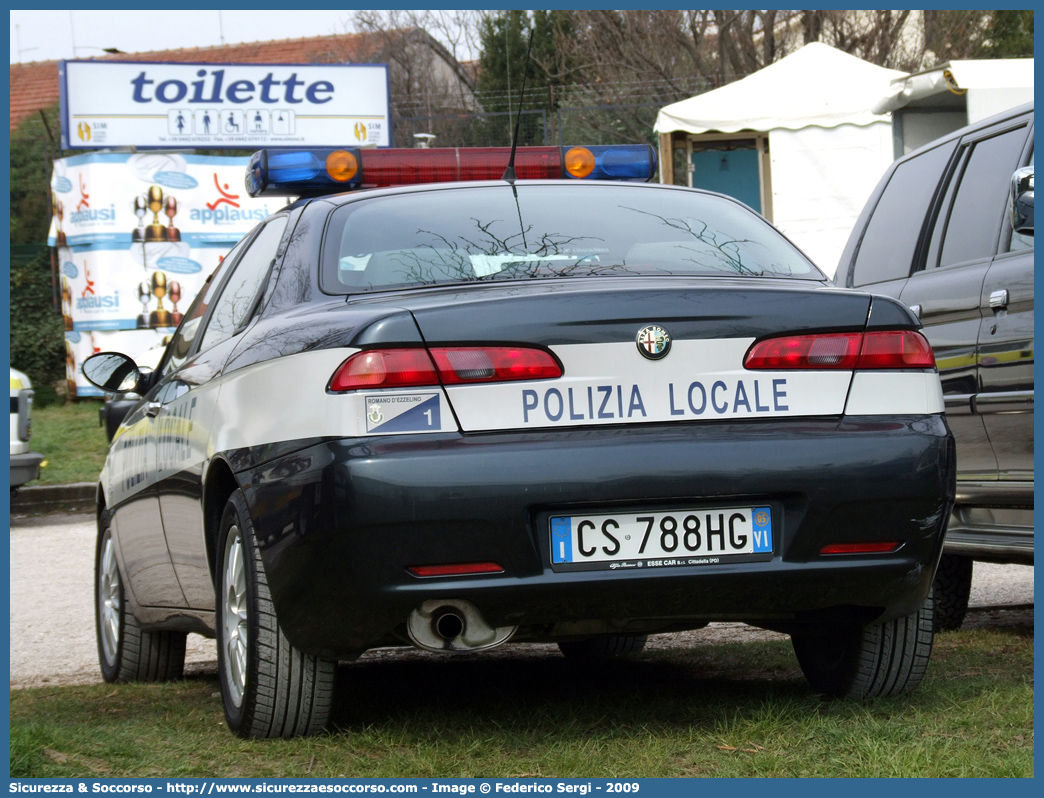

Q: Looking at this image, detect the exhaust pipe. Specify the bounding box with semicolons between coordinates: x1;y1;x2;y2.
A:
407;599;517;653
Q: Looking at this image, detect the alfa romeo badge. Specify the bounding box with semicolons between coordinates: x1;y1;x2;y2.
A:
636;324;671;360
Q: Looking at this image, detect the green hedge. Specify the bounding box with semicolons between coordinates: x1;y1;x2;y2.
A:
10;244;65;397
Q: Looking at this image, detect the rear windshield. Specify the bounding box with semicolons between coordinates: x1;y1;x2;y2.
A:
320;183;823;294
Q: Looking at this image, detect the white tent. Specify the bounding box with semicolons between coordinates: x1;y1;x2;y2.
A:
655;43;905;275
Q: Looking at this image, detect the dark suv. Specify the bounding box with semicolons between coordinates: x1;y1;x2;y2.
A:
835;102;1033;629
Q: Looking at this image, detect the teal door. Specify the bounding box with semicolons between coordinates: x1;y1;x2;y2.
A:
691;145;761;214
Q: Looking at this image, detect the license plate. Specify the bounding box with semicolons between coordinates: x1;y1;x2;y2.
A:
549;506;773;571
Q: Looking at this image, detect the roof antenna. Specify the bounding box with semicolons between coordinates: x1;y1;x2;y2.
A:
502;28;535;183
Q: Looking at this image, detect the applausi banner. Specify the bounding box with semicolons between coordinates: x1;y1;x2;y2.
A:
49;152;276;247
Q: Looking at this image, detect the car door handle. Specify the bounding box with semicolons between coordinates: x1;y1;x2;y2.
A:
989;289;1009;310
145;401;162;418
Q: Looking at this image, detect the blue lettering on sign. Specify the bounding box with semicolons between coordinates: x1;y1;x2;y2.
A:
668;384;685;416
69;205;116;225
156;256;203;275
544;388;564;421
627;385;646;417
522;378;791;424
568;388;584;421
131;69;335;105
551;518;573;563
153;171;199;190
711;381;729;414
522;389;538;423
189;206;269;225
75;292;119;311
597;385;614;418
688;382;707;414
733;381;751;413
751;507;773;553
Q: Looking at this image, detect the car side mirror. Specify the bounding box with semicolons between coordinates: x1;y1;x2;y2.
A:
1010;166;1033;236
82;352;148;394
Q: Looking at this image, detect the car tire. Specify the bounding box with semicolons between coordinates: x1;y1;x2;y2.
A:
216;489;336;739
932;554;973;631
557;634;648;659
791;591;934;699
95;512;186;683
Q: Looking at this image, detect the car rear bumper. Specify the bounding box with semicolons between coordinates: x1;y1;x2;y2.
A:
10;451;44;488
237;415;955;659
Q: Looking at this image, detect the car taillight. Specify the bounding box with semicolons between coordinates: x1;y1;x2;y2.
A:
330;346;562;392
856;330;936;369
329;349;438;391
744;331;935;370
430;347;562;384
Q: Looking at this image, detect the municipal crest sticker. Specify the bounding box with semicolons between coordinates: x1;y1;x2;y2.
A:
367;405;384;425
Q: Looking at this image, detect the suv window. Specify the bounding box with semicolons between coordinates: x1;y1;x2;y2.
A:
198;217;288;353
937;126;1028;268
851;140;956;287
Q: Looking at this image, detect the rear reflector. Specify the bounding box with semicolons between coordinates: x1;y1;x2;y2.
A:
330;346;562;392
407;562;505;577
745;331;935;370
820;542;902;555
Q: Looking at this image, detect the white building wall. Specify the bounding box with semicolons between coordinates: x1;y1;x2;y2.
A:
767;122;894;277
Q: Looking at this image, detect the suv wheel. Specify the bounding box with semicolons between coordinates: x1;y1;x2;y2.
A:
933;554;973;631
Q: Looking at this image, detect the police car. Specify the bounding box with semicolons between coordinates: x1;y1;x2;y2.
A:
83;144;956;739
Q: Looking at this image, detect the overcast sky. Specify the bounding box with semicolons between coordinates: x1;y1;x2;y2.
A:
10;10;362;64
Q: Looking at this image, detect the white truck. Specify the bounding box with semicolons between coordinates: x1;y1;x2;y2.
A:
10;368;44;489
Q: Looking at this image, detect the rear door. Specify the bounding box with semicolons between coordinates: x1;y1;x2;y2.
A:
899;120;1031;481
977;137;1034;483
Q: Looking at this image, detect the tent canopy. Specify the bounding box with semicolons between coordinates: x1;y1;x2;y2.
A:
655;42;905;135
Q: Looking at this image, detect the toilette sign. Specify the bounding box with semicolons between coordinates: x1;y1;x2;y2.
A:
60;60;391;149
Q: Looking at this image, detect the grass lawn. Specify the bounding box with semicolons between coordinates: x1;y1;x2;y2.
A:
10;626;1033;778
27;399;108;485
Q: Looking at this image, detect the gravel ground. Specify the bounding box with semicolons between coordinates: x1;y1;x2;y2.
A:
9;511;1034;689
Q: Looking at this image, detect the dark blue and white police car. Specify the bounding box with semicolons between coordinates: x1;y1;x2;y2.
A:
84;143;956;739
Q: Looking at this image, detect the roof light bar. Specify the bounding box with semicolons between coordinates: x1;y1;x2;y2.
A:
246;149;364;197
246;145;657;197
